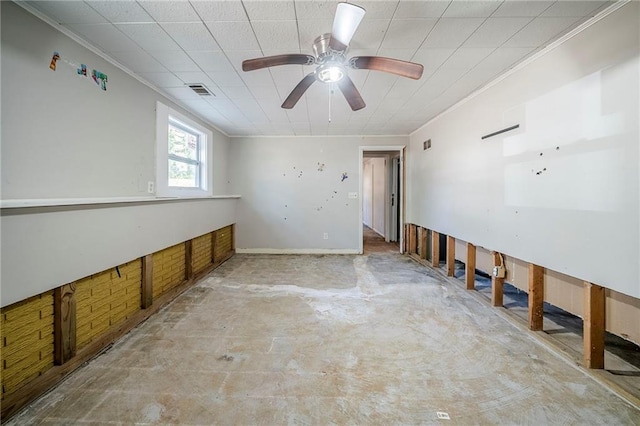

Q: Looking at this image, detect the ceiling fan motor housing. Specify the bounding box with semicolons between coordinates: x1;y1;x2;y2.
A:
313;33;346;64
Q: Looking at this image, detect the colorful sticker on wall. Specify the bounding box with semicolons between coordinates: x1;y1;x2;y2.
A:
48;51;108;91
92;69;108;91
341;172;348;182
49;52;60;71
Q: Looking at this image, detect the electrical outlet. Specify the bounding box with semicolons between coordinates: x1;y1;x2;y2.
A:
493;266;506;278
147;181;155;193
323;233;329;240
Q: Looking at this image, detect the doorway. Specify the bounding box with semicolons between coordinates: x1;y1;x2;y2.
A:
359;146;405;255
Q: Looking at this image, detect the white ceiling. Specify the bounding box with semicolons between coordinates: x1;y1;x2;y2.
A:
23;0;616;136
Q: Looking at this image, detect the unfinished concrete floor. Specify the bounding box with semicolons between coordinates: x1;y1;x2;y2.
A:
8;252;640;425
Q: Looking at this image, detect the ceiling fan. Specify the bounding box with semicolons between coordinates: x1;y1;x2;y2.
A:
242;2;424;111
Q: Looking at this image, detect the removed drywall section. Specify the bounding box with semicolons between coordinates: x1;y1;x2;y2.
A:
425;226;640;346
1;198;237;307
229;136;406;252
408;2;640;298
0;2;230;199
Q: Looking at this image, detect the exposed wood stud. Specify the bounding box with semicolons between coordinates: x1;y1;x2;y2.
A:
446;235;455;276
528;264;545;331
408;224;417;255
492;252;505;307
403;224;408;253
583;281;605;369
419;227;428;259
141;254;153;309
465;243;476;290
185;240;194;281
211;231;217;263
431;231;440;268
231;223;236;251
54;283;77;365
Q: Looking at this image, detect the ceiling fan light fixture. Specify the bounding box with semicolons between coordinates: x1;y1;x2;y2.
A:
316;65;345;83
331;3;366;47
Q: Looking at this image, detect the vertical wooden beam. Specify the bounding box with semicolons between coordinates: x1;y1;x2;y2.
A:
231;223;236;252
583;281;605;369
431;231;440;267
491;252;505;307
211;231;217;263
419;227;428;259
408;224;417;254
465;243;476;290
528;264;544;331
185;240;194;280
141;254;153;309
401;224;406;252
446;236;455;276
54;283;77;365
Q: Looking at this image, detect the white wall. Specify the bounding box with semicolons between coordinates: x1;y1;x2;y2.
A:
363;159;373;228
371;157;386;236
0;3;236;306
408;3;640;298
1;2;230;199
229;136;407;252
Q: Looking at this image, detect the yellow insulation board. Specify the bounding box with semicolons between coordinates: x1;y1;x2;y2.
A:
192;233;213;274
1;292;55;397
215;226;233;261
76;260;142;350
152;243;186;300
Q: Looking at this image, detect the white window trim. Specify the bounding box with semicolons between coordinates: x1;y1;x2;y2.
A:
156;102;213;198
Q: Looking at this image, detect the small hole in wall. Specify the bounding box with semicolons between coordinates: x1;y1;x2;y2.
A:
423;139;432;150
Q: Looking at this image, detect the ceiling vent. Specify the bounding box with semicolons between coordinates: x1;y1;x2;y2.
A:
188;84;214;96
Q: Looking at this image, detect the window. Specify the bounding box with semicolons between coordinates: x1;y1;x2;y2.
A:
156;102;213;197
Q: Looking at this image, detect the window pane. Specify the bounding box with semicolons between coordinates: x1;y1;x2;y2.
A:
168;123;199;161
168;159;198;188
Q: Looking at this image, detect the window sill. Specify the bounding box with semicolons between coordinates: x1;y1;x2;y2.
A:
1;195;242;209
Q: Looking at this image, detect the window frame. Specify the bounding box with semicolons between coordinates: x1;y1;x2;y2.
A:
156;102;213;198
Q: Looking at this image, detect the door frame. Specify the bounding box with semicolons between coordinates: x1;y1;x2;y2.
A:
359;146;405;255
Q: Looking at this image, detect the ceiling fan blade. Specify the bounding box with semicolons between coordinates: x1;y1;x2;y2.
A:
242;54;315;71
329;2;366;51
338;75;366;111
349;56;424;80
282;72;316;109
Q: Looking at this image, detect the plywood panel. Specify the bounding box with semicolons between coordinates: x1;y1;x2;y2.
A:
455;239;467;263
607;290;640;345
475;247;493;273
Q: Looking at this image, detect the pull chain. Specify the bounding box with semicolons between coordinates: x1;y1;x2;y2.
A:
329;83;334;123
